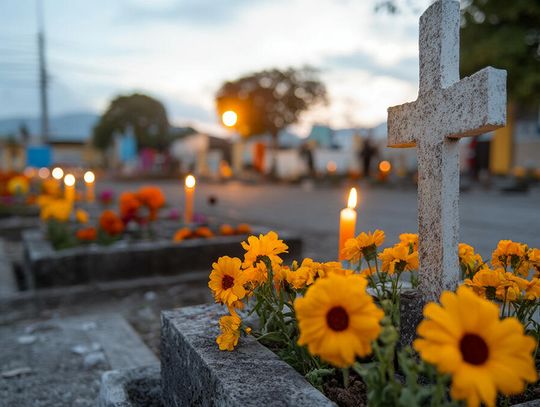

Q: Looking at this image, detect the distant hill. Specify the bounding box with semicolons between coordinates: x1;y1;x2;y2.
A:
0;112;99;142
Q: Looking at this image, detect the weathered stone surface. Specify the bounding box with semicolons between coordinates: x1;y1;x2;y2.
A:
0;239;17;297
398;289;424;349
99;364;161;407
23;228;302;288
387;0;506;302
0;216;40;241
161;304;335;407
0;313;157;406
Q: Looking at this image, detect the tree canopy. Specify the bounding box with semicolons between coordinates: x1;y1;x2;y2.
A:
215;67;327;138
461;0;540;107
93;93;170;151
376;0;540;107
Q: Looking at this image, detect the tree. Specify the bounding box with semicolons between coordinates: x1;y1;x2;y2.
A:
216;67;327;174
376;0;540;106
460;0;540;107
93;93;169;151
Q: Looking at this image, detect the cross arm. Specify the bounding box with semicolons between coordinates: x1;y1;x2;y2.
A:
387;100;420;148
441;66;507;139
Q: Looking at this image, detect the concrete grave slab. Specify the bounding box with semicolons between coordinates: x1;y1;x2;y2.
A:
160;304;335;407
0;313;157;406
23;227;302;288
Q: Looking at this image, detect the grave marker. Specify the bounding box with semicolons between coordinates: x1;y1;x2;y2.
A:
387;0;506;301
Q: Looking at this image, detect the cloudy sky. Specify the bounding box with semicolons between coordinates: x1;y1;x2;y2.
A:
0;0;426;135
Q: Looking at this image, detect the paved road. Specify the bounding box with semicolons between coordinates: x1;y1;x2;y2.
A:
102;179;540;262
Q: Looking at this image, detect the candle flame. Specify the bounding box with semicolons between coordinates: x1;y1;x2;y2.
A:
64;173;75;187
83;171;95;183
185;174;196;188
347;187;357;209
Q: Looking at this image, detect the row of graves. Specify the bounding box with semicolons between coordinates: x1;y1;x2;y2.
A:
1;2;539;406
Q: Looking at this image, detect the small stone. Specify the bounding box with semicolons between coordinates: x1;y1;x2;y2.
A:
83;351;107;369
144;291;157;301
71;345;88;355
17;335;37;345
25;321;60;334
2;367;32;378
81;322;97;331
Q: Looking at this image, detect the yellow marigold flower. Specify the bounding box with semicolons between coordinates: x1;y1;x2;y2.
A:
241;231;288;269
491;240;528;273
286;262;316;290
208;256;247;306
40;199;72;222
458;243;484;274
463;268;507;300
75;209;89;224
42;178;60;196
414;286;537;407
36;194;54;208
528;248;540;274
7;175;30;196
216;314;241;351
341;230;385;263
378;244;418;274
295;274;384;368
317;261;354;278
399;233;418;251
525;278;540;300
502;272;529;301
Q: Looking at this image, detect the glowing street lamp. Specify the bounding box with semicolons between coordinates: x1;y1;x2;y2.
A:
222;110;238;127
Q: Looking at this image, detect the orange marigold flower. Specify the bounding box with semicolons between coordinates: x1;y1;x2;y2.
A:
236;223;252;235
341;229;385;263
76;227;97;242
137;186;165;220
399;233;418;251
220;224;235;236
119;192;141;222
173;227;192;242
194;226;214;238
491;240;529;275
99;210;124;236
378;244;418;274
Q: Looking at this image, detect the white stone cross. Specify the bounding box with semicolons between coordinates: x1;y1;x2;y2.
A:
387;0;506;302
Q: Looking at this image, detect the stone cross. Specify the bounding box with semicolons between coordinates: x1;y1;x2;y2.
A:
387;0;506;302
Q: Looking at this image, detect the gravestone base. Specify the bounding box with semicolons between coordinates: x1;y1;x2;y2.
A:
161;304;334;407
398;289;425;349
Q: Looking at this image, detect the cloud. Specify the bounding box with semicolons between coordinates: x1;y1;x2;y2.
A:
120;0;272;25
324;50;419;83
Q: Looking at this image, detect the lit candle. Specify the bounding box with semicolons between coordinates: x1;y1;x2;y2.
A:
83;171;95;202
64;173;76;203
184;175;196;224
52;167;64;185
339;187;358;261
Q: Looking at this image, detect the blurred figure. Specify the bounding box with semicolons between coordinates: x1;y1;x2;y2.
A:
300;141;316;177
360;136;378;178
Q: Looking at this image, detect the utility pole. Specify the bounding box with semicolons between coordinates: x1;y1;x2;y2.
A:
37;0;49;144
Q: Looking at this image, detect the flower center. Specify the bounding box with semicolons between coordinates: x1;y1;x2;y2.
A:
459;333;489;365
326;306;349;332
222;275;235;290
